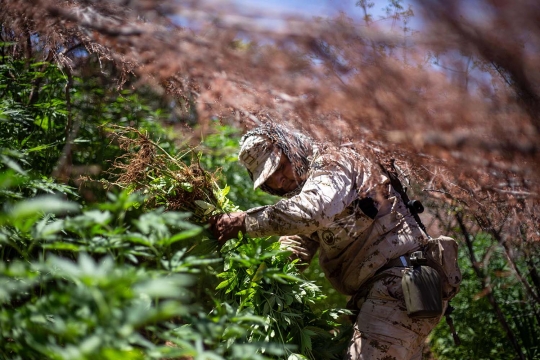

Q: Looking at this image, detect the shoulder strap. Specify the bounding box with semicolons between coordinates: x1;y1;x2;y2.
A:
379;159;430;239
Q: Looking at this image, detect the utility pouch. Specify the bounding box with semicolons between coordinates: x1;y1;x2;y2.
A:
424;236;462;300
402;265;443;318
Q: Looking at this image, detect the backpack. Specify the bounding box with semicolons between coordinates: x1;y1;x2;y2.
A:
424;235;462;300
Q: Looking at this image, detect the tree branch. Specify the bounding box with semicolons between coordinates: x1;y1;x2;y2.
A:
456;213;526;360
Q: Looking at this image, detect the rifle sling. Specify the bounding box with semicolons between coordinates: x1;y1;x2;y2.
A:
380;162;430;238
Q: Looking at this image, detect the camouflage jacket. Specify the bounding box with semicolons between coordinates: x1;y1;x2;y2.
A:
244;147;427;295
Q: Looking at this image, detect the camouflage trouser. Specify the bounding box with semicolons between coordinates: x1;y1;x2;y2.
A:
345;274;443;360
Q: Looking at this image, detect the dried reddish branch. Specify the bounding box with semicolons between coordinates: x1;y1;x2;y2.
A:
1;0;538;240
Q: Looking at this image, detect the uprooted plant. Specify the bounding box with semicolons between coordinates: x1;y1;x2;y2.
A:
105;125;239;223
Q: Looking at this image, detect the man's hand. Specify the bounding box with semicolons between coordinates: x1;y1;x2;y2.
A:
209;211;247;243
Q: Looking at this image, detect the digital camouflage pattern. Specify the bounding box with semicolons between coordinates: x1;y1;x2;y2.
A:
345;272;445;360
244;144;426;295
238;135;282;189
241;124;442;358
240;124;318;197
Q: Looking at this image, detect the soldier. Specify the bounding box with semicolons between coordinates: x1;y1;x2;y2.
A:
210;123;444;359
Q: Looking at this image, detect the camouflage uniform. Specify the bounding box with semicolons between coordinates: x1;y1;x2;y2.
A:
240;126;443;359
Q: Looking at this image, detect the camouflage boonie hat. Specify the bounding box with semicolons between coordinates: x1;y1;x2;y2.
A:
238;135;281;189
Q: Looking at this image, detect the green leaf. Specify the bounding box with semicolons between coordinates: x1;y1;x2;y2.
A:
30;61;51;68
275;296;284;312
304;326;330;337
82;210;112;225
180;182;193;192
216;278;233;290
195;200;215;211
300;328;313;352
9;195;80;220
222;185;230;197
0;155;27;175
272;273;303;283
26;143;58;153
42;242;82;251
160;227;203;246
134;276;193;299
125;234;153;247
252;262;267;282
0;170;26;189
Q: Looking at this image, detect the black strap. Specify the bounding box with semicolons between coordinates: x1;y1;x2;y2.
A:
379;160;430;238
445;305;462;345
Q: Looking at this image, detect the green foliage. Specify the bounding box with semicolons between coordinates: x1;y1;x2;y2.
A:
0;169;278;359
105;125;237;224
429;233;540;360
217;235;352;359
0;50;350;359
0;163;350;359
0;49;171;205
9;38;540;360
0;57;68;174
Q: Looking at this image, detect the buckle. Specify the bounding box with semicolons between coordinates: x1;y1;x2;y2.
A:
410;251;427;266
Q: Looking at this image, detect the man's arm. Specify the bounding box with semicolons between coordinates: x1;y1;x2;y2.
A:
245;156;358;237
210;154;359;242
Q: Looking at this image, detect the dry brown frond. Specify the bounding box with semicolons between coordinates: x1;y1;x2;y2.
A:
2;0;539;241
